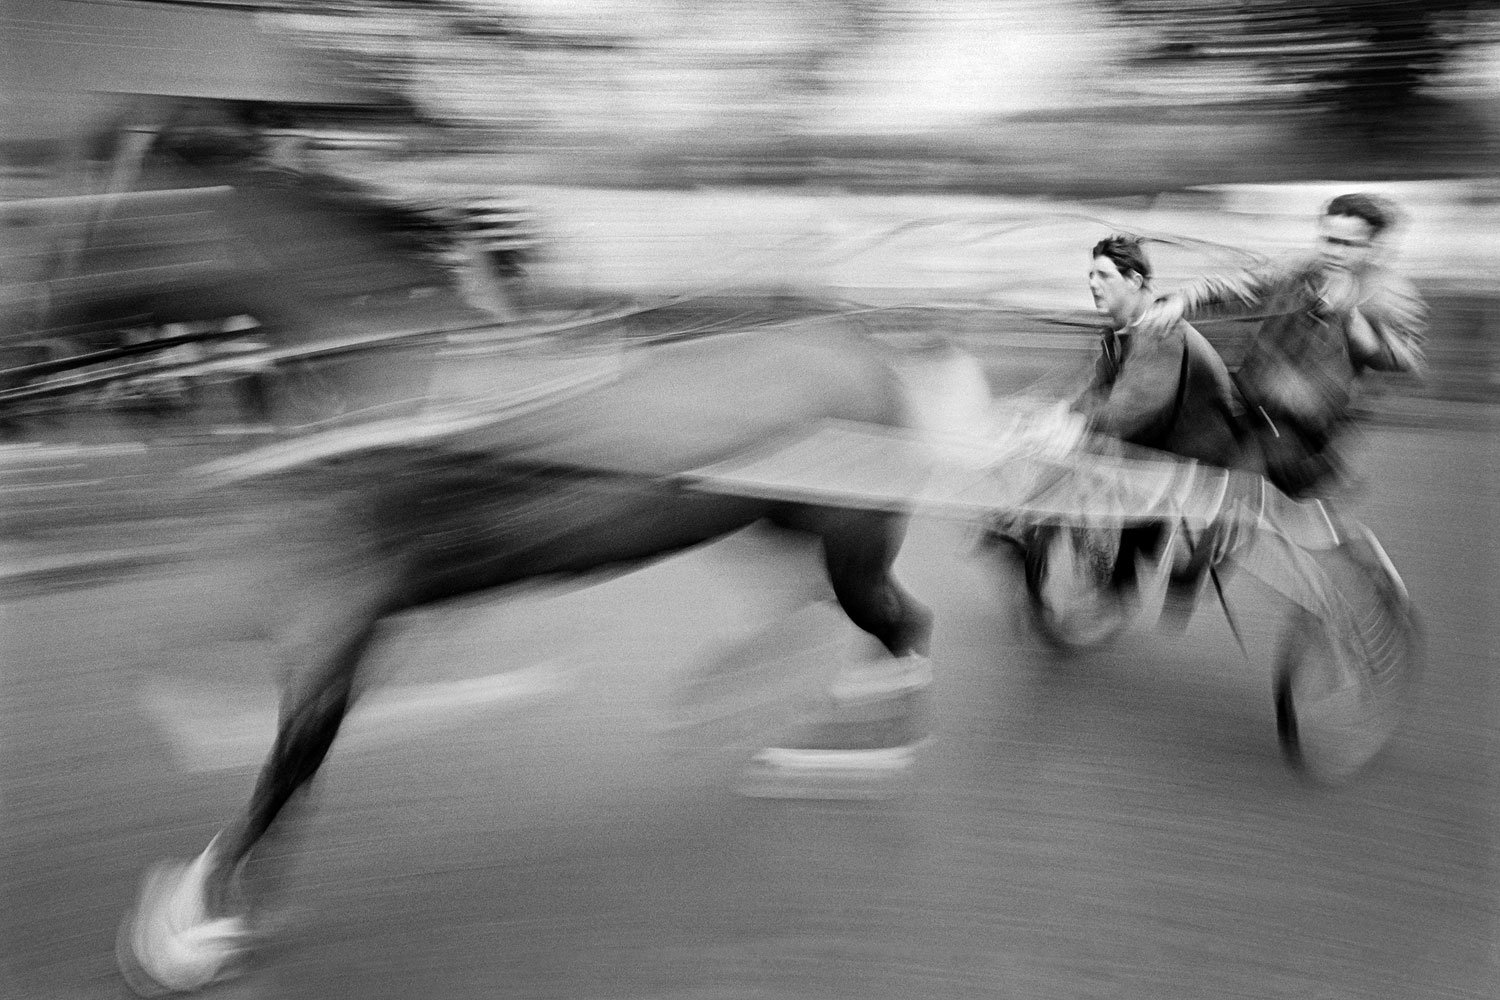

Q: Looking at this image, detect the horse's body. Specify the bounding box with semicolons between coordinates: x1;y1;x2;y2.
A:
119;317;936;994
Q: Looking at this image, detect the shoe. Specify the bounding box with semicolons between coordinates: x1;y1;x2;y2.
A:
739;654;931;800
116;838;251;996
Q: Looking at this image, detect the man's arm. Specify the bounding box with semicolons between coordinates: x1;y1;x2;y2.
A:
1134;257;1290;332
1171;260;1288;321
1347;278;1428;375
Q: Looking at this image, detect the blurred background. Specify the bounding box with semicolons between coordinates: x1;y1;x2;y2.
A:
11;0;1500;183
3;3;1498;999
5;0;1499;437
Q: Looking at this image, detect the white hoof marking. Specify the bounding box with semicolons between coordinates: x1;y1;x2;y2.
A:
118;841;248;995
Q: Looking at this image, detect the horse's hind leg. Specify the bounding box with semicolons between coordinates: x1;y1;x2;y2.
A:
119;548;409;995
744;506;933;797
816;507;932;658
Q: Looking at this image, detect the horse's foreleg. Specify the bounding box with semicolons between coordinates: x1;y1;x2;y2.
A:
210;564;408;910
120;553;408;995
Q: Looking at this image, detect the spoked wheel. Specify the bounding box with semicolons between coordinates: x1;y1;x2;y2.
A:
1273;533;1421;783
1022;524;1129;651
272;357;352;434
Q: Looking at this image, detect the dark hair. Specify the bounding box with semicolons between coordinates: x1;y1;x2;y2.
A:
1324;192;1401;236
1092;234;1152;284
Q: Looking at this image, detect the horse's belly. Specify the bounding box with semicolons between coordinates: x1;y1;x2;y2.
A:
404;466;771;600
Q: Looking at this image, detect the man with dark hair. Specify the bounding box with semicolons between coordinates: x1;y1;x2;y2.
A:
1139;192;1427;497
1074;233;1240;464
1017;234;1242;624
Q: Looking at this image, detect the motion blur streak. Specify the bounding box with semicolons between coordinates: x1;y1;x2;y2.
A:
3;2;1498;998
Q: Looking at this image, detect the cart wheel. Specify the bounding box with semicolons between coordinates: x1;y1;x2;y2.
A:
1023;525;1128;651
1273;538;1420;783
273;357;351;434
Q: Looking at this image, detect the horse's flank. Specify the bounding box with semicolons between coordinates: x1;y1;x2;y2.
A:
239;314;916;601
433;314;912;477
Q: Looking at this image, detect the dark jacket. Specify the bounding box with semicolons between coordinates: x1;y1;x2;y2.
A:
1073;318;1241;467
1177;256;1427;436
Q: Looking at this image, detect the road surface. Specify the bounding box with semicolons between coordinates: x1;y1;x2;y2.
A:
3;405;1497;1000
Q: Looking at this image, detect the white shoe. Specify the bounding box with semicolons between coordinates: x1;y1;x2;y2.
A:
117;840;249;996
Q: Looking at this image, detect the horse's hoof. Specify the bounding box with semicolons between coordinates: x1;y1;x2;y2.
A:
740;740;924;800
741;656;931;800
117;851;250;996
826;653;932;706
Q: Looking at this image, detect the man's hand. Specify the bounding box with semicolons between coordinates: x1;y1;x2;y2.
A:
1034;401;1087;458
1347;308;1428;377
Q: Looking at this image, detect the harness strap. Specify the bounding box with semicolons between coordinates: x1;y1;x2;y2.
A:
1211;565;1252;661
1163;339;1191;441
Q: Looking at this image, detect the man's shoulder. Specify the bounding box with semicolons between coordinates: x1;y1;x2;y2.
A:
1173;317;1209;342
1163;318;1233;373
1139;317;1195;348
1266;253;1323;285
1359;267;1426;318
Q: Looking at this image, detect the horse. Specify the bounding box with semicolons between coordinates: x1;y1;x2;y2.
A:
116;315;946;995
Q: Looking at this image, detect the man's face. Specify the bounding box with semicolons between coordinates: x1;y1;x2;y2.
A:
1317;213;1379;273
1089;255;1140;322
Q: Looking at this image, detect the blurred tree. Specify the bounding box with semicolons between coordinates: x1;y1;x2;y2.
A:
1303;1;1486;120
1107;0;1497;128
